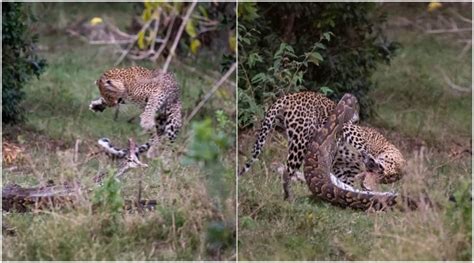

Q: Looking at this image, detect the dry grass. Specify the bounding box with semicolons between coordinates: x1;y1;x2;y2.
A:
3;119;236;260
238;133;471;260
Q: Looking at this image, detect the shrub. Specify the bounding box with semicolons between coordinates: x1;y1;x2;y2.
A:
2;2;46;124
238;3;398;128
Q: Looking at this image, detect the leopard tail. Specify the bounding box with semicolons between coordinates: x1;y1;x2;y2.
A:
239;96;287;176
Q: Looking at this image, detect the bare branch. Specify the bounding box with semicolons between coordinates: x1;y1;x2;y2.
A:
114;14;156;67
162;1;198;73
458;40;472;59
436;65;471;93
149;8;161;52
173;59;236;87
425;28;471;34
151;14;176;62
184;63;236;125
449;9;472;24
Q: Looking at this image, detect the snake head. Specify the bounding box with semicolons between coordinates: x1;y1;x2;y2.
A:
338;93;360;123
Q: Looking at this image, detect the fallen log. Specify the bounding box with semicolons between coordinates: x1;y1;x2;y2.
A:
2;182;157;213
2;182;82;212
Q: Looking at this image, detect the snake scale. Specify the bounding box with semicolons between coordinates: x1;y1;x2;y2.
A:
303;94;418;211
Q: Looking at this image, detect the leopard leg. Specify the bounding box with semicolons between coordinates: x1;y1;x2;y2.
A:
140;92;168;131
164;100;182;143
283;140;305;200
146;113;167;159
283;169;292;200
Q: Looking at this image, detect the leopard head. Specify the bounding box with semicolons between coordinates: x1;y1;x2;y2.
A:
94;66;151;107
96;78;126;107
377;149;406;177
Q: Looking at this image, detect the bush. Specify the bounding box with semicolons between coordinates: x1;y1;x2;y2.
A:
238;3;398;128
2;2;46;124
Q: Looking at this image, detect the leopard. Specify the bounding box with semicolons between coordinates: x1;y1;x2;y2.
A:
239;91;405;200
333;124;406;189
304;93;417;211
89;65;182;159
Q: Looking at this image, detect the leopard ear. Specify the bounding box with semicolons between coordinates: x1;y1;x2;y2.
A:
103;79;126;93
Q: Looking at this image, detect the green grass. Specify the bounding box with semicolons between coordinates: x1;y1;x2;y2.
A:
237;19;472;261
371;32;471;146
2;3;235;261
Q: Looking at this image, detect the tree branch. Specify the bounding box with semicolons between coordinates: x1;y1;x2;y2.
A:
162;0;198;72
436;65;471;93
184;63;236;125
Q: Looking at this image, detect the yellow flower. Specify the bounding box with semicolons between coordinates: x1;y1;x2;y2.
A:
428;1;442;12
90;17;103;26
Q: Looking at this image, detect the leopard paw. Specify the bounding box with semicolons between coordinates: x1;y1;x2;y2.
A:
140;117;155;131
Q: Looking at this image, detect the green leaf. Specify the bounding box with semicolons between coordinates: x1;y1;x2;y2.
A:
142;8;152;22
319;86;334;96
285;45;295;53
308;52;323;65
251;73;267;84
314;42;326;49
228;35;236;53
198;5;209;19
274;43;287;59
137;31;146;50
185;19;197;38
322;32;334;41
247;52;262;68
190;38;201;54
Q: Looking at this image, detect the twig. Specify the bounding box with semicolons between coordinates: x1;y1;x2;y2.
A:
66;29;91;43
425;28;471;34
89;40;136;45
104;20;135;39
449;9;472;24
151;14;176;62
458;40;472;59
149;8;161;52
162;1;198;73
137;173;143;213
184;63;236;125
73;139;81;163
115;138;148;179
436;65;471;93
126;9;164;61
173;59;236;87
113;104;120;121
114;14;156;67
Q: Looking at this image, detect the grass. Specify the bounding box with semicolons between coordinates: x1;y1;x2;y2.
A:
2;3;235;261
237;12;472;261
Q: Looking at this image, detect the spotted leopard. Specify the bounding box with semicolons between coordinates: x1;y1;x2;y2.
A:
89;66;182;158
239;91;405;199
304;93;417;211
